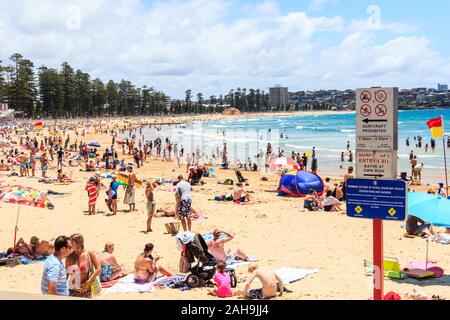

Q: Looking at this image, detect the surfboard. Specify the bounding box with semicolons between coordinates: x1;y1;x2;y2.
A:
116;172;142;189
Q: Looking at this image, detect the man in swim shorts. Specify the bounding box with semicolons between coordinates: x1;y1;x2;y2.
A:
239;264;284;300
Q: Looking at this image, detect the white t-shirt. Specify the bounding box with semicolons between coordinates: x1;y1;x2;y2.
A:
176;181;192;201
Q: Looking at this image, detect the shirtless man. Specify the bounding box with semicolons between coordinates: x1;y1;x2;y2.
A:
96;243;127;282
206;229;248;265
233;183;251;202
238;264;284;300
146;182;156;232
134;243;172;283
124;166;136;212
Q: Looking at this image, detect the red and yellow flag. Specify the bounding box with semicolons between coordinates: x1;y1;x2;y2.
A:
34;122;43;131
426;116;444;139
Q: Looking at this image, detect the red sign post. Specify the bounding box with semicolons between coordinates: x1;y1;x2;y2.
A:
373;219;383;300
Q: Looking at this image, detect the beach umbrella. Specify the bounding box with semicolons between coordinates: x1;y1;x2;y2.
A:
270;157;300;171
0;185;54;254
88;142;101;148
407;191;450;272
408;192;450;227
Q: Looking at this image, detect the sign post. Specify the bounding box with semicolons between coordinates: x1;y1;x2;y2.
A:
349;87;403;300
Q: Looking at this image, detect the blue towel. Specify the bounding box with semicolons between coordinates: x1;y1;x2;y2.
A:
202;233;228;241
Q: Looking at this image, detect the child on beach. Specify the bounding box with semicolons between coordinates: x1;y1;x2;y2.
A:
208;261;233;298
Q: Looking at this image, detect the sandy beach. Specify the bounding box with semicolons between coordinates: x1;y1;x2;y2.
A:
0;111;449;300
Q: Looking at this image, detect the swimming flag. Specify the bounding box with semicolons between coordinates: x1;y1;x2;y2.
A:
426;116;444;139
34;122;43;131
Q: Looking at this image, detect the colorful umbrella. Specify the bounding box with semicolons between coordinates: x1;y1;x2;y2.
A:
0;185;54;254
270;157;300;171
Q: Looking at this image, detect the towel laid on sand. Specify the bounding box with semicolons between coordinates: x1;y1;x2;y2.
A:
202;233;228;241
0;253;46;265
274;268;318;284
105;274;154;294
152;275;187;288
226;256;258;269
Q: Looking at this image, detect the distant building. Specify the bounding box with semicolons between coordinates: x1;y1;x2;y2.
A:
416;93;426;103
269;85;288;111
438;83;448;91
164;95;171;111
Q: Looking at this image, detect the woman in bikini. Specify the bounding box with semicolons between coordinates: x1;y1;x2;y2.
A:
134;243;172;283
65;233;101;298
96;242;127;282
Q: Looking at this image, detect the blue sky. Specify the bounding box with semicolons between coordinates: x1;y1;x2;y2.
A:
0;0;449;98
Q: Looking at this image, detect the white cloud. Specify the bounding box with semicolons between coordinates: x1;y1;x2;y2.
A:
0;0;448;98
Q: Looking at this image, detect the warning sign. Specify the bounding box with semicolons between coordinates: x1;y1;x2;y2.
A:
375;90;387;103
360;104;372;117
360;91;372;103
356;151;397;179
375;104;387;117
356;87;398;151
346;179;407;221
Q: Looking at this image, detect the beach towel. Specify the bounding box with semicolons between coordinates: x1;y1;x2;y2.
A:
0;253;46;266
274;267;318;284
226;256;258;269
152;275;187;288
105;274;154;294
202;233;228;241
101;279;119;288
434;233;450;244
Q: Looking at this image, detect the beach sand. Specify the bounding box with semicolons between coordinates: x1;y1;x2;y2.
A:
0;111;449;300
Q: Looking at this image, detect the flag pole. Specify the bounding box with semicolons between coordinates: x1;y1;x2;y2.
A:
443;137;449;197
442;116;449;197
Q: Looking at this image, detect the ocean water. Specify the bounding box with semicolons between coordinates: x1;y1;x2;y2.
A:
131;109;450;183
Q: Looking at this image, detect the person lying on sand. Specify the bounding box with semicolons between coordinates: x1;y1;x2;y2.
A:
96;242;127;282
237;264;284;300
7;236;54;258
56;169;72;183
156;206;200;217
206;229;248;265
134;243;172;283
233;183;251;203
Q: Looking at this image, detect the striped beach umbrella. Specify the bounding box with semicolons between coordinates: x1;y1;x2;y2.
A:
0;185;54;254
270;157;300;171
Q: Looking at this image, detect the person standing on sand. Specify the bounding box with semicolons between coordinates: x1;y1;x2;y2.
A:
85;176;99;215
145;181;156;232
124;166;137;212
175;175;192;232
311;155;318;174
30;150;36;177
40;151;49;178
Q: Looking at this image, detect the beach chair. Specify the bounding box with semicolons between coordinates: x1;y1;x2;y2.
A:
363;257;407;280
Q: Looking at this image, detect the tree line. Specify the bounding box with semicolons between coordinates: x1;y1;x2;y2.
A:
0;53;277;118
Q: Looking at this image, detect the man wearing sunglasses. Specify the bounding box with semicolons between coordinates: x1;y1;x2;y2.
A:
41;236;72;296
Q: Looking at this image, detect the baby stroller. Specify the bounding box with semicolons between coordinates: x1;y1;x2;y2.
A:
177;232;237;288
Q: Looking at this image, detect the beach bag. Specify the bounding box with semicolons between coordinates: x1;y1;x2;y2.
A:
88;253;102;297
179;247;191;273
224;179;234;185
